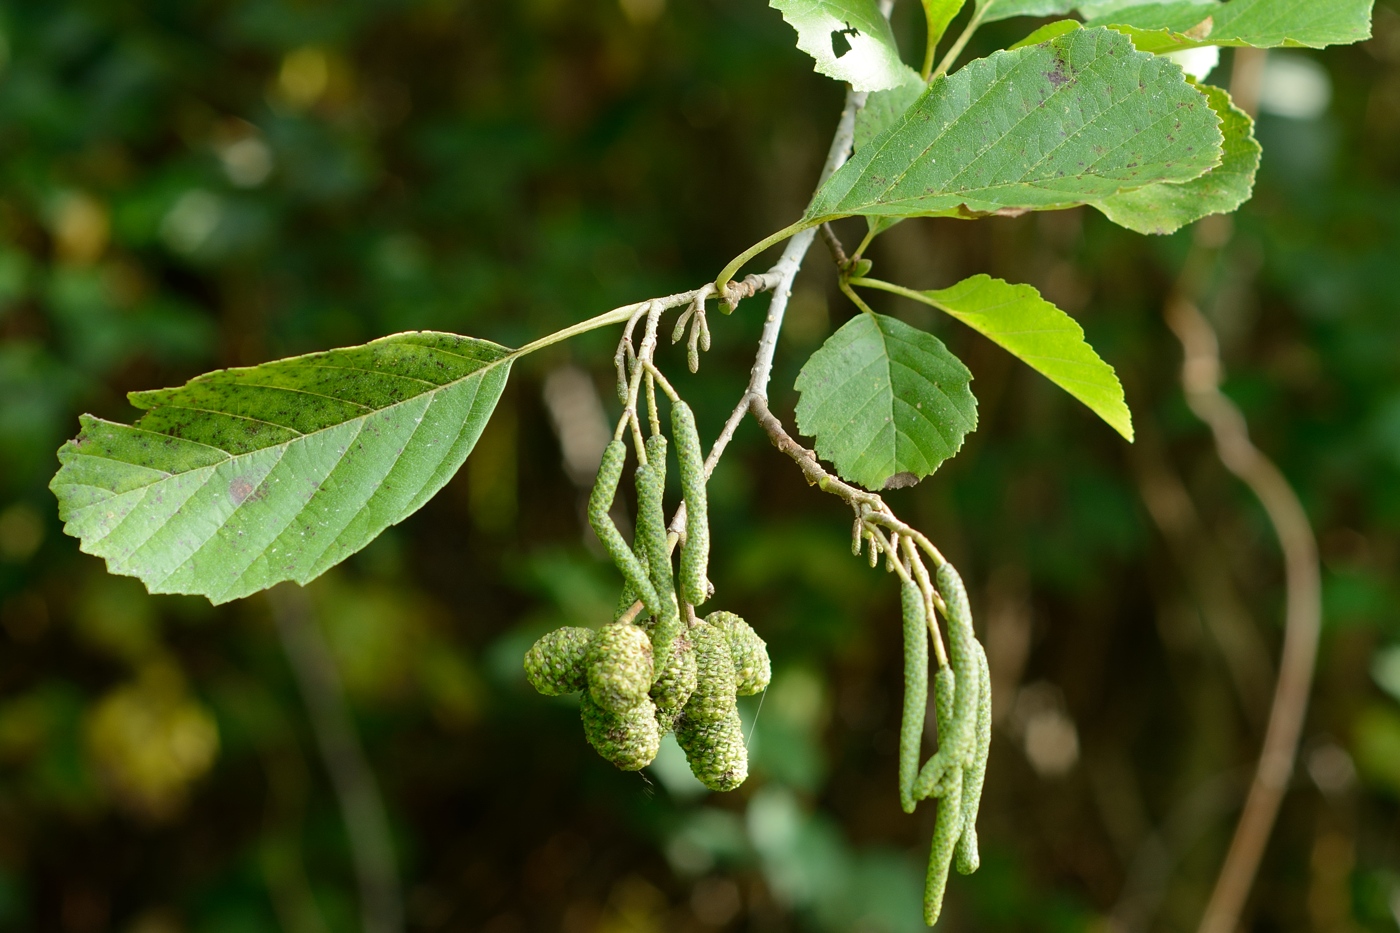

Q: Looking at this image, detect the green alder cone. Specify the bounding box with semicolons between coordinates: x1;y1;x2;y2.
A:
706;611;771;696
586;622;655;714
674;706;748;791
650;631;698;733
675;620;749;791
684;621;737;721
580;694;662;771
523;626;595;696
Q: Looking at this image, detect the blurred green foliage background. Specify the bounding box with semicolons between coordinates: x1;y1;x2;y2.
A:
1;1;1399;931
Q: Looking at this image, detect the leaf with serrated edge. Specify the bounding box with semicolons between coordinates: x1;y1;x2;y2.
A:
1084;0;1374;53
805;27;1224;224
50;332;512;604
905;274;1133;439
1093;82;1259;234
795;313;977;491
770;0;922;92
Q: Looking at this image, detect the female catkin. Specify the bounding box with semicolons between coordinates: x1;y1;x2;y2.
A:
636;434;681;666
589;440;659;616
899;580;928;814
672;401;710;607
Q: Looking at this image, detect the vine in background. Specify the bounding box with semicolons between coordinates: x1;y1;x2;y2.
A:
45;0;1373;927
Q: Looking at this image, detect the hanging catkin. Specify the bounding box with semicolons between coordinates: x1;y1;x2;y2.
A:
636;434;681;666
588;440;659;616
672;401;711;607
899;580;928;814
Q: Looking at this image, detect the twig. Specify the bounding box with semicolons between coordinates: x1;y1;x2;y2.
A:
749;395;950;659
1170;287;1322;933
819;222;850;268
269;584;403;933
932;2;988;79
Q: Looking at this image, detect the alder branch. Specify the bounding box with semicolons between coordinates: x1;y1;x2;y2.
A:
1172;282;1322;933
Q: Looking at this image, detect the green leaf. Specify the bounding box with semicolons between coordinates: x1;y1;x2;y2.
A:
770;0;921;91
1084;0;1375;53
1008;19;1085;49
794;313;977;491
51;332;513;604
804;27;1224;224
980;0;1078;24
884;274;1133;439
854;80;926;151
1093;81;1259;234
1077;0;1213;16
924;0;969;50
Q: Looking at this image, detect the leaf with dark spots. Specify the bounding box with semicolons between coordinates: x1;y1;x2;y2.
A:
1092;82;1261;234
1084;0;1373;53
803;28;1223;224
51;331;514;604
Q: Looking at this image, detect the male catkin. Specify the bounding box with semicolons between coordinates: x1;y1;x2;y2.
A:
636;434;681;666
586;622;654;714
898;580;928;814
915;666;960;800
589;439;659;616
672;401;711;606
924;768;965;927
955;640;992;875
937;562;979;765
524;626;595;696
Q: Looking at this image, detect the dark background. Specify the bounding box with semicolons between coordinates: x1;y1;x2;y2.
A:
1;1;1399;931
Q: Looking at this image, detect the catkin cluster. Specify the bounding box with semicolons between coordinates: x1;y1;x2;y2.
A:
896;563;993;926
524;398;770;789
524;611;768;786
